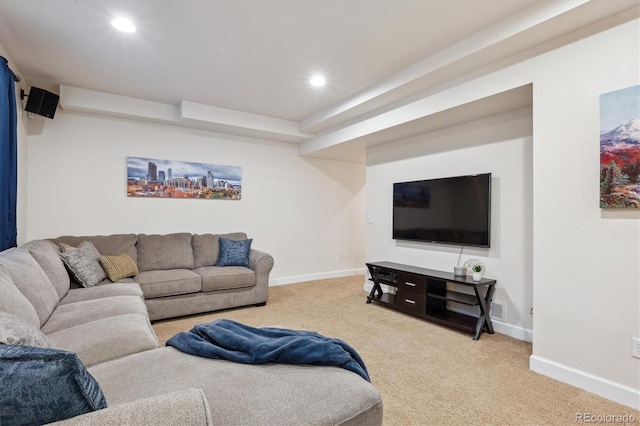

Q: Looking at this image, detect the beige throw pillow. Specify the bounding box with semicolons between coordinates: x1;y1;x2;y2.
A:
99;253;139;282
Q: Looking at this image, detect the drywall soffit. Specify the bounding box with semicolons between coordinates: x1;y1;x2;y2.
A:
301;84;533;164
59;85;313;144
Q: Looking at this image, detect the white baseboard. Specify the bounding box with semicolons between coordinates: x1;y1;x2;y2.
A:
269;268;366;287
363;283;533;342
491;320;533;342
530;355;640;410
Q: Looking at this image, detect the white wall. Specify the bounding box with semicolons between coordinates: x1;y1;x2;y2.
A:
366;16;640;408
529;18;640;406
366;108;534;339
25;111;366;282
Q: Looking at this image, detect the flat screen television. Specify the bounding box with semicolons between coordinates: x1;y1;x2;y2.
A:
393;173;491;247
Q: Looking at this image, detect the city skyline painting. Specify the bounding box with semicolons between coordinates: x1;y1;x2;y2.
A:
127;156;242;200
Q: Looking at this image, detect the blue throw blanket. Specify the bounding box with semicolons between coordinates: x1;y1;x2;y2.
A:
166;319;370;382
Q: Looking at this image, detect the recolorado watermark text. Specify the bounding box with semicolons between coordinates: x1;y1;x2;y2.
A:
575;413;637;424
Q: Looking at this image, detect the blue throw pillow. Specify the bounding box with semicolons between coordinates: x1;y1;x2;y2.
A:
217;237;253;267
0;344;107;426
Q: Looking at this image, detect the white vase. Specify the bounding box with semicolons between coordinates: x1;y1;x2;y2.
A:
472;272;482;281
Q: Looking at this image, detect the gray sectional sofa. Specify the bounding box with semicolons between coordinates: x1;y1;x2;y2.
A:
0;234;383;425
48;232;273;321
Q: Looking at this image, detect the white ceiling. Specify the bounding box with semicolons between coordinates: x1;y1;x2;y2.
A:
0;0;638;161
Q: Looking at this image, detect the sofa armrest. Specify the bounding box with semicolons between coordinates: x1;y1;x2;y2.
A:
249;249;274;274
49;388;212;426
249;249;274;304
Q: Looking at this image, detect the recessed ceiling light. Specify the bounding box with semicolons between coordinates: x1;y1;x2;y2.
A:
111;17;136;33
310;75;326;87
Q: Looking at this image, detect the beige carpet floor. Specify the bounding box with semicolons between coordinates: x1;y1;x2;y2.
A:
152;276;638;426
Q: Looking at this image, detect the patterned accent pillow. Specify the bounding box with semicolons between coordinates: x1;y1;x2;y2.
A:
0;312;54;348
0;344;107;426
99;253;139;282
58;241;107;287
216;237;253;267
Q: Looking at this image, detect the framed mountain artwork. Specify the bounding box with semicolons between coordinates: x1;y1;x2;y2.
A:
599;85;640;208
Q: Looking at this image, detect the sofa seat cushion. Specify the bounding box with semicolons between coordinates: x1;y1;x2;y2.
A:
42;295;148;334
89;347;383;426
195;266;255;292
58;282;143;305
135;269;201;299
137;233;194;272
47;313;160;367
0;248;59;327
97;277;136;285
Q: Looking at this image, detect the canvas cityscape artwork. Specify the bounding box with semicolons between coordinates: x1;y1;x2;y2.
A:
127;156;242;200
599;84;640;208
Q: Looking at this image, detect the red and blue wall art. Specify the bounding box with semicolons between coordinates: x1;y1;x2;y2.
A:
599;85;640;208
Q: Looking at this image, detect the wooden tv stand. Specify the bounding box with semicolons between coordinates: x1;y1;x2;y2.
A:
366;261;496;340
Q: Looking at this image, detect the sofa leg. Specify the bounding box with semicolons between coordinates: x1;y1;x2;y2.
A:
255;302;267;307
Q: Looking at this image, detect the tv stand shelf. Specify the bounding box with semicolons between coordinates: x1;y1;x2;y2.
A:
365;261;496;340
427;290;478;306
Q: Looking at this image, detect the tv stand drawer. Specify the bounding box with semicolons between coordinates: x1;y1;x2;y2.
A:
397;272;427;294
397;291;426;314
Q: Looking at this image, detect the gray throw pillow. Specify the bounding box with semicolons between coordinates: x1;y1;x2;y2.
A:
0;312;54;348
216;237;253;267
0;344;107;425
59;241;107;287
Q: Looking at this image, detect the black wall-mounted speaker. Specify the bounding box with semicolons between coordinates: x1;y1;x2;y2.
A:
24;87;59;119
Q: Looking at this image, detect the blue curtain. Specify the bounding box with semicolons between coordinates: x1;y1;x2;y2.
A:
0;56;17;251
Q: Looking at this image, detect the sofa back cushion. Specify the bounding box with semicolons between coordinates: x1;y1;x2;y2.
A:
49;234;138;263
22;240;70;300
0;248;59;327
192;232;248;269
0;265;40;328
137;233;194;272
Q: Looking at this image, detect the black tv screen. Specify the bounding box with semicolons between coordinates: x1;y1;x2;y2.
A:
393;173;491;247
